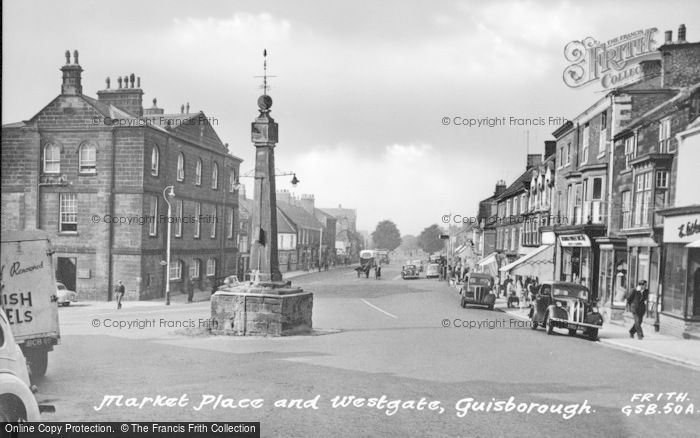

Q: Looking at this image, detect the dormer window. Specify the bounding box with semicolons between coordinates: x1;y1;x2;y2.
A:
43;143;61;173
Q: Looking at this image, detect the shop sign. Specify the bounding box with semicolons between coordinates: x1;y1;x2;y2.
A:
559;234;591;247
664;215;700;243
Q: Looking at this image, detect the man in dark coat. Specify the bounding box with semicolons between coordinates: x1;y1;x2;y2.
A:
627;280;649;340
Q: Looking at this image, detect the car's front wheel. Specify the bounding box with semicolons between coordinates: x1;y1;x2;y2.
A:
530;320;538;330
0;395;28;422
545;314;554;335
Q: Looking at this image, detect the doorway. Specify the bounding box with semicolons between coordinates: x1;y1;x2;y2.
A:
56;257;77;291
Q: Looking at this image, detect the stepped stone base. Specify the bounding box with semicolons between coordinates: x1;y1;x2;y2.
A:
210;281;313;336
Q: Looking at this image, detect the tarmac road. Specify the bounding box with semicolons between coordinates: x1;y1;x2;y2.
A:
35;264;700;437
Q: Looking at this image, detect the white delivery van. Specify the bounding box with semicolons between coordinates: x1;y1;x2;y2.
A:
0;230;61;379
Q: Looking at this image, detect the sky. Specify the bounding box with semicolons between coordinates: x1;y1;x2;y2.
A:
3;0;699;235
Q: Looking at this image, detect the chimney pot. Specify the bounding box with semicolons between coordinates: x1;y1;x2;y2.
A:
65;50;70;64
137;77;141;88
129;73;135;88
106;77;110;89
153;98;157;107
117;76;123;88
678;24;686;42
665;30;673;43
180;104;185;114
73;50;79;65
186;102;190;114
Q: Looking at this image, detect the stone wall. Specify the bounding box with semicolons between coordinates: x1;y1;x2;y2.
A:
211;288;313;336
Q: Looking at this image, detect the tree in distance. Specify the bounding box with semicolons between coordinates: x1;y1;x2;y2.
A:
417;224;445;254
371;220;402;251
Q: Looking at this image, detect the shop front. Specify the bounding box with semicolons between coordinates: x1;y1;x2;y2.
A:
553;224;606;299
658;206;700;339
596;237;627;322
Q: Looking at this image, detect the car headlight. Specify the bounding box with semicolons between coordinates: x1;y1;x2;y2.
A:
555;301;562;308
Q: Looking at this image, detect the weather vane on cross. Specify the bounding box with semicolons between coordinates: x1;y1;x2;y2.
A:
255;49;277;95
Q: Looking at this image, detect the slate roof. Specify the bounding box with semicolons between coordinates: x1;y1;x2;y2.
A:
278;201;324;230
496;169;532;201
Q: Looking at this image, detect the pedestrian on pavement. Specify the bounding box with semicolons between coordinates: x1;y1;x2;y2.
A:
374;263;381;280
115;280;125;309
516;278;525;309
627;280;649;340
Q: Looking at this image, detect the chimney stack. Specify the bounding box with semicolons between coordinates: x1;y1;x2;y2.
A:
678;24;687;42
494;180;507;197
143;97;164;116
665;30;673;44
526;153;542;170
544;140;557;159
277;189;292;204
60;49;83;95
97;71;144;116
299;194;315;214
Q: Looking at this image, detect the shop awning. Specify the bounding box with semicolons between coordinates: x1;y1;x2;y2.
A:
499;245;554;281
477;252;497;267
559;234;591;247
687;239;700;248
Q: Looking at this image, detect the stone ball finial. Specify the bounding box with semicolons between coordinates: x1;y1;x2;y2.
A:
257;95;273;111
65;50;70;64
73;50;79;64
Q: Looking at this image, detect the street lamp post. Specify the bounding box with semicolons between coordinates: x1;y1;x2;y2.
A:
163;185;175;305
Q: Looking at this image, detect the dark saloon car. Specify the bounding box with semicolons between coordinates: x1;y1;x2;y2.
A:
401;264;420;280
529;281;603;340
459;273;496;310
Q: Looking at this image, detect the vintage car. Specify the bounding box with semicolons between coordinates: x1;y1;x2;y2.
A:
56;282;78;306
410;260;424;272
425;263;440;279
401;264;420;280
0;310;41;421
459;273;496;310
529;281;603;340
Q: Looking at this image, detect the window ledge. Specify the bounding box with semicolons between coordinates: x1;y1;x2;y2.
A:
57;231;79;236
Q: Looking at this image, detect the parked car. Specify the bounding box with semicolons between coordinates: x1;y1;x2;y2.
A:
410;260;424;272
56;282;78;306
0;310;41;421
425;263;440;279
459;273;497;310
529;281;603;340
401;264;420;280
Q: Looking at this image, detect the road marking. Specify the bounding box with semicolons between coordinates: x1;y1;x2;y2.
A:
360;299;398;319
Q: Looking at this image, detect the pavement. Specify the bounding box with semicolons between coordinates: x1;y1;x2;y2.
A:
446;281;700;370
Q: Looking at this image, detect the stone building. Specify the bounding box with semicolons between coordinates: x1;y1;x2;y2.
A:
1;51;242;301
610;27;700;335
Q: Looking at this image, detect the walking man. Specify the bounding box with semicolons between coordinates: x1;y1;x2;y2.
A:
115;280;125;310
627;280;649;340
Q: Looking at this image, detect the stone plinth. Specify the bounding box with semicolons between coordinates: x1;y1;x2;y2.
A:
210;282;313;336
